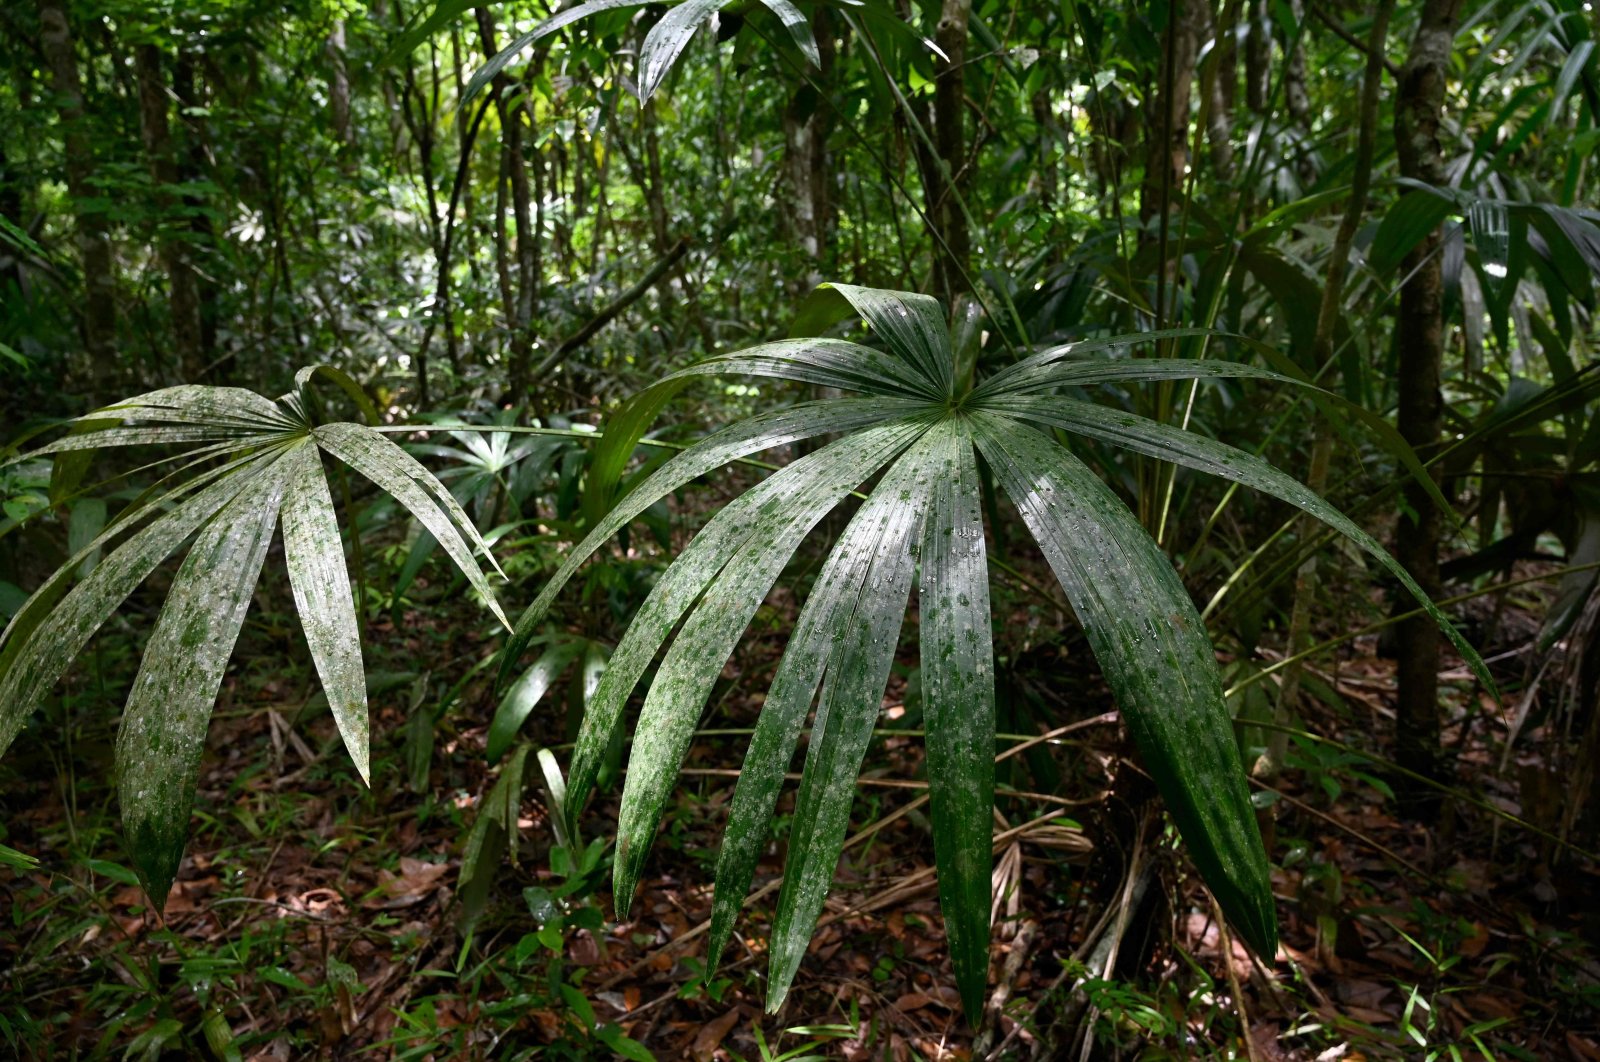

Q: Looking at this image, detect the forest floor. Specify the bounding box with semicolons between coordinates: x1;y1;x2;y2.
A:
2;548;1598;1062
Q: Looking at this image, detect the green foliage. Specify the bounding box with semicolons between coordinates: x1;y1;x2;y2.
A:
0;370;507;904
503;282;1488;1015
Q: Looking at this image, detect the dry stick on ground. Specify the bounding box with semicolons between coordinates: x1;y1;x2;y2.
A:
595;716;1118;993
1072;808;1155;1062
972;918;1039;1055
1214;893;1261;1062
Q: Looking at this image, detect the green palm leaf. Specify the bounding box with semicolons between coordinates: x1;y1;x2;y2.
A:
766;427;938;1010
971;412;1275;955
281;443;371;783
118;443;295;900
0;370;506;907
520;283;1491;1018
916;424;995;1017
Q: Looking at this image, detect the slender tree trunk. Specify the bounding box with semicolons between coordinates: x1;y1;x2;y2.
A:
1393;0;1463;804
172;54;219;371
136;43;204;380
1271;1;1395;791
1245;0;1272;112
37;0;116;397
782;13;835;291
327;21;357;167
1284;0;1310;122
474;9;540;402
928;0;972;304
1210;0;1240;177
1139;0;1203;226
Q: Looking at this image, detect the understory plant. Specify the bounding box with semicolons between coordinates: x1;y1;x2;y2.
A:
0;368;509;901
502;282;1490;1016
0;287;1489;1021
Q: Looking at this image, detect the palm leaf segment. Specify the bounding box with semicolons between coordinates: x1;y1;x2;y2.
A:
507;283;1491;1017
0;367;509;904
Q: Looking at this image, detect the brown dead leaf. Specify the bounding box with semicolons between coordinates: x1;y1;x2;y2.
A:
690;1007;741;1061
367;857;449;909
1457;921;1489;958
1568;1032;1600;1061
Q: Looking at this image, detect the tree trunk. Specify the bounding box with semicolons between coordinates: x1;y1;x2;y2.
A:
1245;0;1272;112
474;8;540;402
1209;0;1240;178
136;43;204;380
327;21;357;165
782;13;835;291
1393;0;1463;805
1139;0;1203;226
171;54;219;372
930;0;972;304
37;0;116;397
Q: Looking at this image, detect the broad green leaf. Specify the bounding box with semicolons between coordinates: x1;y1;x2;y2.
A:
792;283;952;394
385;0;478;63
487;639;586;764
0;449;285;759
971;413;1276;958
67;498;106;577
639;0;728;101
117;447;293;904
281;443;370;784
704;444;910;970
917;423;994;1017
313;423;509;629
766;429;937;1011
992;395;1494;692
1369;188;1456;276
757;0;820;66
580;379;690;530
1;426;270;469
1;452;265;681
569;418;929;816
463;0;644;103
971;327;1217;397
293;365;381;426
977;351;1300;397
504;399;914;681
